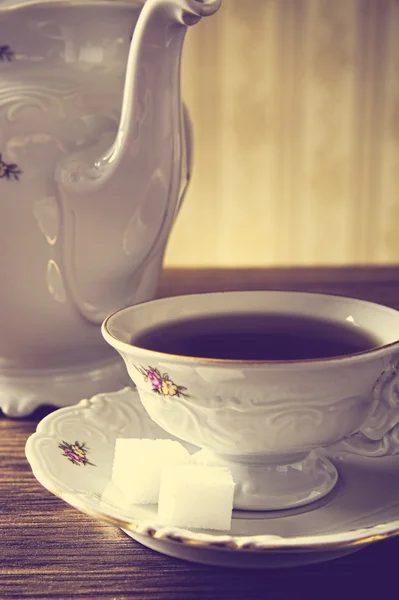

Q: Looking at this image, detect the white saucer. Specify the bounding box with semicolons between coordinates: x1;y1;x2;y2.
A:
25;387;399;569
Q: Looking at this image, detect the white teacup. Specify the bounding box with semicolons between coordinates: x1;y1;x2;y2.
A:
102;291;399;511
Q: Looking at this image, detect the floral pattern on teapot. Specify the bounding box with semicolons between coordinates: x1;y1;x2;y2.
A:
0;45;13;62
0;43;21;180
0;153;21;180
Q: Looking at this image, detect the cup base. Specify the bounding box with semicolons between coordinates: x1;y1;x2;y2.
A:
193;449;338;511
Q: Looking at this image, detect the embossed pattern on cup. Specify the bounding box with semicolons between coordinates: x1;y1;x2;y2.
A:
102;291;399;510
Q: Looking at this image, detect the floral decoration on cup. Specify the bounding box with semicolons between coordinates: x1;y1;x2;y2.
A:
58;440;95;466
135;365;189;399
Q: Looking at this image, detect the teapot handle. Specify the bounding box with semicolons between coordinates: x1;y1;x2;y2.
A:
327;358;399;457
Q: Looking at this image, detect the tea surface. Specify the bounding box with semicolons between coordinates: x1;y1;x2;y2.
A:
132;313;380;361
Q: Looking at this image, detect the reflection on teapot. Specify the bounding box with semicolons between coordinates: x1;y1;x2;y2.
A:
0;0;221;416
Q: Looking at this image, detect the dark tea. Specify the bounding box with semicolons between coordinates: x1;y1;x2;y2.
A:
132;313;380;361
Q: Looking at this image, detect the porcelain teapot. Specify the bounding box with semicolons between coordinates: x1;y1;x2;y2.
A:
0;0;221;416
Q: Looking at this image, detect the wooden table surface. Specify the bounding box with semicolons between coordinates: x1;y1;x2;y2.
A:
1;266;399;599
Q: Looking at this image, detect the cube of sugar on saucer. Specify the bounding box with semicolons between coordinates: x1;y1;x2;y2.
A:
101;480;135;512
158;465;235;531
111;438;191;504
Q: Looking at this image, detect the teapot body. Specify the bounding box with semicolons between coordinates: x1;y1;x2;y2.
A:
0;0;199;414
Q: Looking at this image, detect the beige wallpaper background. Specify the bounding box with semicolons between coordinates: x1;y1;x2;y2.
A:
164;0;399;268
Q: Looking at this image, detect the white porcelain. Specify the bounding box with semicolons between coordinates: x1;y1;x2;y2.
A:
102;291;399;510
25;388;399;569
0;358;130;417
0;0;221;416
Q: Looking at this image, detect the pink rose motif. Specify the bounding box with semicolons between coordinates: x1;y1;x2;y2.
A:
146;367;163;392
136;365;190;399
58;441;95;466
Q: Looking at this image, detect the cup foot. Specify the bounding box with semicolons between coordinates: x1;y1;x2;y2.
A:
193;449;338;511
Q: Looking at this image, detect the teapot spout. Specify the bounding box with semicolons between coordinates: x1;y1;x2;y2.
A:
55;0;221;323
59;0;221;192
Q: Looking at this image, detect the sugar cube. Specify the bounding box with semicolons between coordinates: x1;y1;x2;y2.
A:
158;465;235;531
101;480;134;512
111;438;191;504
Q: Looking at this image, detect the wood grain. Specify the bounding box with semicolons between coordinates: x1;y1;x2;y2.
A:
1;268;398;599
158;265;399;309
